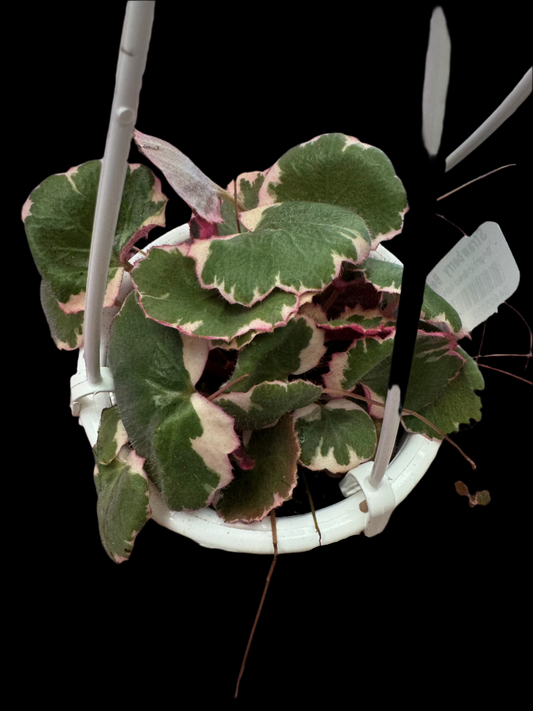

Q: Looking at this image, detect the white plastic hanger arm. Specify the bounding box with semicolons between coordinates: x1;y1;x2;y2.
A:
84;1;156;385
445;67;532;172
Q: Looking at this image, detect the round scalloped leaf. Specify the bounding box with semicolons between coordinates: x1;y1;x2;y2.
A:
40;279;84;350
93;449;151;564
326;331;464;417
360;258;463;335
188;200;372;307
214;380;322;430
23;160;167;314
293;399;376;474
131;244;299;341
227;314;326;393
107;291;196;465
213;415;300;523
324;334;396;391
152;393;239;511
257;133;408;248
402;346;484;438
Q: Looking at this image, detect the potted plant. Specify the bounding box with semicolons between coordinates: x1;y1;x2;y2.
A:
23;128;488;562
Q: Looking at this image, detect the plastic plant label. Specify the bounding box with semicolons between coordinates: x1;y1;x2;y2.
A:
426;222;520;331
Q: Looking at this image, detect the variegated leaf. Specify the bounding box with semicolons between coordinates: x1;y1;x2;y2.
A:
213;415;300;523
133;129;236;223
360;258;464;335
226;171;266;211
188;200;372;307
152;392;239;511
93;449;151;564
107;290;196;465
257;133;408;249
293;399;376;474
324;333;396;392
40;279;84;350
226;314;326;392
94;406;129;466
319;307;396;337
108;291;239;510
402;346;484;438
131;244;300;341
215;380;322;430
23;160;167;314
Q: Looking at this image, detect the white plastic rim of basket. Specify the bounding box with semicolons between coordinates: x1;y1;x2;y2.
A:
71;225;441;555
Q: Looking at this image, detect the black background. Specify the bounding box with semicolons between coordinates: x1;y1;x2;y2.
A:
13;2;530;704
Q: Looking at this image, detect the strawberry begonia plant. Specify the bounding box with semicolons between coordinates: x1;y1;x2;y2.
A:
22;131;484;563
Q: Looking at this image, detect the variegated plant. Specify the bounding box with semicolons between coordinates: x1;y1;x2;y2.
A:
22;132;484;563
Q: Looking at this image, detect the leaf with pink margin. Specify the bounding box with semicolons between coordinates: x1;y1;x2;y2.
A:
130;243;300;342
40;279;84;350
92;406;151;563
292;399;376;474
225;314;327;393
214;379;322;430
188;200;372;307
213;415;300;523
23;160;167;315
93;450;151;564
133;129;236;224
319;306;396;337
256;133;408;250
360;258;465;336
108;291;240;511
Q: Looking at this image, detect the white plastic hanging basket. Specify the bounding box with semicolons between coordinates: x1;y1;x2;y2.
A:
71;221;441;555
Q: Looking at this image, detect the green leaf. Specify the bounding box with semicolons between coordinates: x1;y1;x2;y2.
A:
360;258;463;335
324;334;396;391
320;307;396;337
107;290;197;465
402;346;484;438
189;200;372;306
152;392;239;511
131;244;300;341
93;406;129;466
226;314;326;392
325;332;464;419
258;133;408;249
215;380;322;430
213;415;300;523
40;279;84;350
108;291;239;510
23;160;167;314
293;399;376;473
94;450;151;564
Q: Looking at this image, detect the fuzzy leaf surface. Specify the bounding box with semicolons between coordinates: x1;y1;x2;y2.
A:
94;450;151;564
133;129;232;223
93;406;129;466
151;393;238;511
40;279;84;350
325;332;464;418
402;346;484;438
293;399;376;473
361;258;463;334
23;160;167;314
215;380;322;430
257;133;408;248
131;244;299;341
108;292;238;510
188;200;372;306
213;415;300;523
227;314;326;392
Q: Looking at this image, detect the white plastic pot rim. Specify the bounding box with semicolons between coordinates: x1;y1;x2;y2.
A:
72;225;442;554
